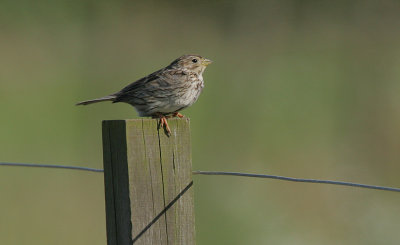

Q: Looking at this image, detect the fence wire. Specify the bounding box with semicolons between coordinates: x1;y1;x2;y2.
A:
1;162;400;193
0;162;104;172
193;171;400;193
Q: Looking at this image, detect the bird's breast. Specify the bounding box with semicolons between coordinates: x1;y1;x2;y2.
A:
173;79;203;107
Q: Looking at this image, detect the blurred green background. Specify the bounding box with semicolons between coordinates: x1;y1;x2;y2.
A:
1;0;400;244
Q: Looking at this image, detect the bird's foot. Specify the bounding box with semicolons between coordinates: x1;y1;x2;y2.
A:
154;112;183;136
173;112;184;118
157;115;171;136
165;112;184;119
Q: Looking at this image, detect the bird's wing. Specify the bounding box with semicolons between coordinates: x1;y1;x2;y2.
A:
113;69;186;104
118;70;161;93
112;70;161;102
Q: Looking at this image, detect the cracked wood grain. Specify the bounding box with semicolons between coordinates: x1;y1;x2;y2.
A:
102;118;195;245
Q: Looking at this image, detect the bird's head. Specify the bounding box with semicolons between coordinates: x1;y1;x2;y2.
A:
170;54;212;75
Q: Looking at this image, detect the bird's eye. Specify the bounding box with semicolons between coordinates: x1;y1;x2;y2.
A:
192;59;198;63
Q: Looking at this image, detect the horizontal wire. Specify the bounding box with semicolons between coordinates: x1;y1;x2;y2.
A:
193;171;400;193
1;162;399;193
0;162;104;172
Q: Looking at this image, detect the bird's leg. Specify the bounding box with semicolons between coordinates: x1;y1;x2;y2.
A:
165;112;184;119
155;114;171;135
173;112;184;118
161;117;171;135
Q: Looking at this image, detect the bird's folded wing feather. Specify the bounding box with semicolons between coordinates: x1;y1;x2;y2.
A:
113;69;187;103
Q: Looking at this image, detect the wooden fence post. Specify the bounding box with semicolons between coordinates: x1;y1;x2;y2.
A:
102;118;195;245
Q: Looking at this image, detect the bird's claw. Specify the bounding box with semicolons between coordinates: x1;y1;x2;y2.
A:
159;116;171;136
155;112;185;136
166;112;184;119
173;112;184;118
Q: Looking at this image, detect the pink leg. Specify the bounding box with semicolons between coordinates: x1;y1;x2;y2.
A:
157;115;171;135
173;112;184;118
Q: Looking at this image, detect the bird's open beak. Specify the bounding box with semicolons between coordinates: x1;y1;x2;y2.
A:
202;58;213;66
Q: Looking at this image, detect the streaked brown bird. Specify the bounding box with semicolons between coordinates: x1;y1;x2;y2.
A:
76;54;212;135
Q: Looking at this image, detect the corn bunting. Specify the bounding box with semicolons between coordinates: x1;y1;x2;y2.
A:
77;54;212;135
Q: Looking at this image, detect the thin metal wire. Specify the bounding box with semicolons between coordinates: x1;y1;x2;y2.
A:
0;162;104;172
1;162;399;193
193;171;400;193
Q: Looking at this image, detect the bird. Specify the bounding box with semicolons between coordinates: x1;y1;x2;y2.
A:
76;54;212;135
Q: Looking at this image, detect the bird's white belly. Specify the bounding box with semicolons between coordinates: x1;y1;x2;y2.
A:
160;81;203;113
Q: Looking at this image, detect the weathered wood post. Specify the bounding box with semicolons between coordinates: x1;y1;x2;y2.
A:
102;118;195;245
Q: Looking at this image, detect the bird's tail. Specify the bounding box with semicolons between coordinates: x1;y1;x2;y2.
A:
76;95;116;106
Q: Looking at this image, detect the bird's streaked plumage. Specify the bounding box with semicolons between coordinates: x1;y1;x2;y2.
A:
77;54;212;134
